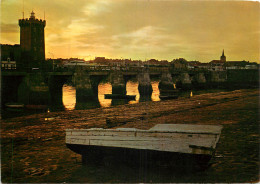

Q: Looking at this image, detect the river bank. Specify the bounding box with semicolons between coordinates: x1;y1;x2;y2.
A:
1;88;259;183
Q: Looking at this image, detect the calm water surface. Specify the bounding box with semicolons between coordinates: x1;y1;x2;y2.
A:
3;81;225;119
63;81;160;110
1;81;163;119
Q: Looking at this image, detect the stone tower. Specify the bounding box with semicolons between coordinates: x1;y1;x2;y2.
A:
19;11;46;68
220;49;226;62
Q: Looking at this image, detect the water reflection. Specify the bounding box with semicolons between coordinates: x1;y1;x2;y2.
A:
127;81;140;104
151;81;160;101
63;84;76;110
98;83;112;107
62;81;161;110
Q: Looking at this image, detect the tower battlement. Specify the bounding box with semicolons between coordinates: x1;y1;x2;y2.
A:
19;18;46;27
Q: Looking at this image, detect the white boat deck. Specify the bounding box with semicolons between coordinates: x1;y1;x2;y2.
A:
66;124;223;156
149;124;223;134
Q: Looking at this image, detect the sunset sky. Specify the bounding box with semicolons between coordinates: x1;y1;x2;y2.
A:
1;0;259;63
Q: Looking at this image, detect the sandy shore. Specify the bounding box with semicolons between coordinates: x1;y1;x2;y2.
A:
1;88;259;183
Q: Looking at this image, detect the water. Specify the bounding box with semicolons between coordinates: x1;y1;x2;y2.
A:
1;81;161;119
62;84;76;110
2;81;228;119
63;81;160;110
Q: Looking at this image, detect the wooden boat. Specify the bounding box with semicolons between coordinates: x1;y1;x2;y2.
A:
159;89;179;100
25;104;48;110
5;103;24;108
159;95;178;100
66;124;223;169
104;94;136;100
159;89;179;94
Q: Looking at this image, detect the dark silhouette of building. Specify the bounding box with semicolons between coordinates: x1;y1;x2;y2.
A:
19;11;46;68
1;44;21;62
0;44;21;70
210;49;227;71
220;49;226;62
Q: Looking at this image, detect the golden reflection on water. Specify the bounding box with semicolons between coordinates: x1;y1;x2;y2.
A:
127;81;160;104
98;83;112;107
62;81;161;110
151;81;160;101
62;84;76;110
127;81;140;104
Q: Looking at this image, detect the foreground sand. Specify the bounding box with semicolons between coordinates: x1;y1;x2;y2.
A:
1;89;259;183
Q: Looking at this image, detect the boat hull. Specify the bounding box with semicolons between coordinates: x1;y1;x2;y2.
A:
25;105;48;109
66;143;212;170
104;94;136;100
5;103;24;108
159;89;179;100
159;95;178;100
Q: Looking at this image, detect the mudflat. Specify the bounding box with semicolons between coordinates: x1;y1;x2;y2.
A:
1;89;259;183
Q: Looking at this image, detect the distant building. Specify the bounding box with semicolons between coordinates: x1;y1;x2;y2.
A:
0;44;21;68
187;61;210;70
171;58;188;70
198;63;211;70
145;59;159;66
64;60;88;67
225;61;258;70
244;64;258;69
187;61;200;69
94;57;107;64
1;58;16;70
209;50;258;70
210;50;226;71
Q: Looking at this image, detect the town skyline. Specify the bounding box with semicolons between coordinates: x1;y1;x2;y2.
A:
1;0;259;63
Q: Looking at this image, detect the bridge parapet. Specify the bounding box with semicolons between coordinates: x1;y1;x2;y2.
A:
69;65;169;74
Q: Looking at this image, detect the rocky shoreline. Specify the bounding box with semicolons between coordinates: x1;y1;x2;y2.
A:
1;89;259;183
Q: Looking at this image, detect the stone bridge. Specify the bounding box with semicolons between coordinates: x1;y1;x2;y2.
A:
1;65;228;107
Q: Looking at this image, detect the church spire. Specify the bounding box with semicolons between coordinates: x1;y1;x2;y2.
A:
220;49;226;62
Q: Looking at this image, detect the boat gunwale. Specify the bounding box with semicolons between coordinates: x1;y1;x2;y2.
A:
65;128;223;135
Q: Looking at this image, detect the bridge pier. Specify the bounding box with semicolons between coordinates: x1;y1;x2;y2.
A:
74;75;102;110
192;73;206;89
73;71;98;103
158;72;178;98
18;73;50;105
1;76;24;106
48;75;70;109
110;72;126;95
209;71;227;88
159;73;175;91
177;73;192;90
137;72;153;96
